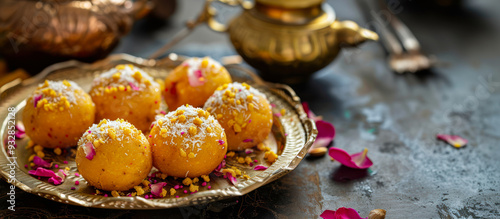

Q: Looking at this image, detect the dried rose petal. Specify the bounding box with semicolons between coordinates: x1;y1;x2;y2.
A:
33;156;52;168
245;148;254;154
14;122;26;139
214;159;226;173
15;122;25;132
437;134;468;148
33;94;42;108
254;165;267;171
83;142;96;160
243;139;253;143
302;102;335;153
302;102;323;121
328;148;373;169
129;82;140;91
320;207;366;219
29;167;57;178
188;69;206;87
309;120;335;153
49;169;68;185
225;172;238;185
150;182;167;197
217;139;225;145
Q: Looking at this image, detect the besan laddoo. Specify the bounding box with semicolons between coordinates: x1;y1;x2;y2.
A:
163;57;232;109
204;82;272;151
22;80;95;148
149;105;227;178
90;64;161;132
76;119;152;191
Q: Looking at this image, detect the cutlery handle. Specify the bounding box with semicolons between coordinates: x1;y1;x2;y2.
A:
390;16;421;52
369;10;403;55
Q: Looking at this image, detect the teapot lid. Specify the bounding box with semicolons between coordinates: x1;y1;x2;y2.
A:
255;0;324;9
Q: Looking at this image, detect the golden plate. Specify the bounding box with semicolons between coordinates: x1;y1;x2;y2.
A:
0;54;317;209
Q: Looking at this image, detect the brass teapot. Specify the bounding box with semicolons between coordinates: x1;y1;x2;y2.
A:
203;0;378;83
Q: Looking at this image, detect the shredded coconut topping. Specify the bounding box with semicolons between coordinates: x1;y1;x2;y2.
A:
93;64;158;92
34;80;81;104
204;82;271;120
78;119;137;147
183;57;223;77
153;105;224;153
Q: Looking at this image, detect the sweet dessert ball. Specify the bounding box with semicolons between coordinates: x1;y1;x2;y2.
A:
22;80;95;148
164;57;232;109
90;64;161;132
76;119;152;191
204;82;272;151
149;105;227;178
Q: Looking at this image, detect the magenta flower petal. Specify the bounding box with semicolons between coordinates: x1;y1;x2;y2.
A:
15;131;26;139
214;159;226;172
243;139;253;143
33;156;52;168
320;210;336;219
245;148;254;154
320;207;366;219
15;122;25;132
309;120;335;153
437;134;468;148
188;69;206;87
83;142;96;160
48;169;68;185
150;182;167;197
29;167;57;178
254;165;267;171
302;102;322;121
33;94;42;108
328;148;373;169
217;139;225;145
226;172;238;185
129;82;140;91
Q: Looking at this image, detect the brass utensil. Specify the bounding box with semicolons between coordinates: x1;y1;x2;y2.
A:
150;0;378;84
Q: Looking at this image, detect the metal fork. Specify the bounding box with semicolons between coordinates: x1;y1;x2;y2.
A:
362;1;437;73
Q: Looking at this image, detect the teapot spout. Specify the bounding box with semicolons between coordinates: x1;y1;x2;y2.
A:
332;20;378;47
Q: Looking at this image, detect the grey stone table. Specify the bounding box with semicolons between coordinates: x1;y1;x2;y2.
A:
1;0;499;218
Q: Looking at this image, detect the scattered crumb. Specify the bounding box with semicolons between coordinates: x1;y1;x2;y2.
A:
134;186;145;195
111;190;120;197
189;184;199;193
201;175;210;182
182;177;193;186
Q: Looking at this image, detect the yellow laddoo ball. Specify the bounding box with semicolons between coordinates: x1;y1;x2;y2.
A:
90;64;161;132
23;80;95;148
149;105;227;178
164;57;232;109
204;82;272;151
76;119;152;191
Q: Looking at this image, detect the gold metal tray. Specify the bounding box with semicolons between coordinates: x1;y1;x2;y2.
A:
0;54;317;209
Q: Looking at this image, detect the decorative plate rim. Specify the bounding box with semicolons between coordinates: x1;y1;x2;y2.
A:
0;53;318;209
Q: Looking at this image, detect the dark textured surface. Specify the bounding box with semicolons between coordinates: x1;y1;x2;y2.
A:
2;0;500;218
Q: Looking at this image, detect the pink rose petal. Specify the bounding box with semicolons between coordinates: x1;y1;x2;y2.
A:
437;134;468;148
309;120;335;153
83;142;96;160
33;94;42;108
302;102;323;121
29;167;57;178
188;69;206;87
217;140;225;145
245;148;254;154
33;156;52;168
328;148;373;169
243;139;253;143
15;122;25;132
150;182;167;197
29;168;67;185
129;82;140;91
320;207;366;219
226;172;238;185
254;165;267;171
